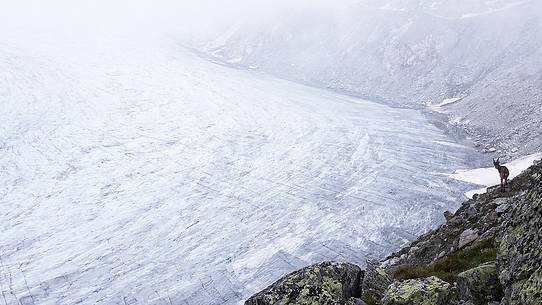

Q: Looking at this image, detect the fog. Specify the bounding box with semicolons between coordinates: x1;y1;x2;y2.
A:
4;0;539;47
3;0;540;38
0;0;351;41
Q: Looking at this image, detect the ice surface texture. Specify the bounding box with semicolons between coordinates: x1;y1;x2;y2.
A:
0;38;482;305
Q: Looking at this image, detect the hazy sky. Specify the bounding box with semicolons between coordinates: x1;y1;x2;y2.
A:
0;0;349;40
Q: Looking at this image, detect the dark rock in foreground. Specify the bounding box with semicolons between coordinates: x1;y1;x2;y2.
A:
361;260;392;304
245;261;363;305
381;276;456;305
456;262;502;305
498;167;542;305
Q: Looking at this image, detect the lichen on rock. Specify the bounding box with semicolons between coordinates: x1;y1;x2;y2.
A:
245;261;363;305
361;260;392;304
381;276;457;305
497;167;542;305
456;262;502;305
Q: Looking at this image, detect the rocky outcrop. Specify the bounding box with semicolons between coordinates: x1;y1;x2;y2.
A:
245;160;542;305
385;160;542;305
497;167;542;305
381;276;456;305
361;260;393;304
458;229;479;250
456;262;502;305
245;261;363;305
384;161;542;269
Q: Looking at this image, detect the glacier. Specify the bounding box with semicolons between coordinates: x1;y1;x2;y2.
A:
0;32;487;305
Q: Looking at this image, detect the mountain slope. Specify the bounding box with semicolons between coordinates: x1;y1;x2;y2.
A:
201;0;542;157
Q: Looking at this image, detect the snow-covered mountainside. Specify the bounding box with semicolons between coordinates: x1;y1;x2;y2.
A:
200;0;542;157
0;32;485;304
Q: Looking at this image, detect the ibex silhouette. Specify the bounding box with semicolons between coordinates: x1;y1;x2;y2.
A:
493;158;509;192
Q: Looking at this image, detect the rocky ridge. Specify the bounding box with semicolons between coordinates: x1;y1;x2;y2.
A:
245;159;542;305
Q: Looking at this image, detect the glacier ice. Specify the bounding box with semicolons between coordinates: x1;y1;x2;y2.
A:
0;36;485;305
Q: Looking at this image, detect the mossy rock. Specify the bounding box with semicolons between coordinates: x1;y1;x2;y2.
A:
497;167;542;305
381;276;457;305
509;269;542;305
392;238;497;284
361;260;392;304
245;261;363;305
456;262;502;305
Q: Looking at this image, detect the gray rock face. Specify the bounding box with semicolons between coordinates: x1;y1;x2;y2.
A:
381;276;457;305
456;262;503;305
458;229;479;249
361;260;393;304
497;167;542;305
495;203;510;214
245;261;363;305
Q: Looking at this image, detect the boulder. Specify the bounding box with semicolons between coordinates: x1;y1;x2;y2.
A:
495;203;510;214
245;261;363;305
458;229;479;249
465;207;478;219
456;262;502;305
443;211;454;222
486;211;498;222
361;260;392;304
381;276;457;305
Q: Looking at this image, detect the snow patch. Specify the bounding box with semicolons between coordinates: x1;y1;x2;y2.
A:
445;153;542;198
429;97;463;113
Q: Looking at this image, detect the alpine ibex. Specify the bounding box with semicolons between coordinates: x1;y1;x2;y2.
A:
493;158;509;191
